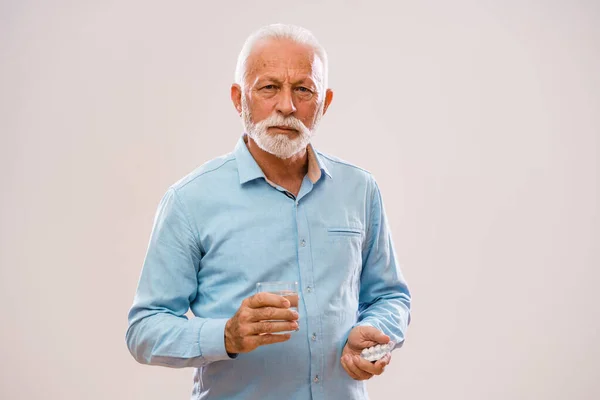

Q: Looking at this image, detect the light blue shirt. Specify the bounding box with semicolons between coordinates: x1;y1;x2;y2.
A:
126;135;411;399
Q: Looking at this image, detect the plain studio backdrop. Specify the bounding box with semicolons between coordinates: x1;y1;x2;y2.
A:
1;1;598;399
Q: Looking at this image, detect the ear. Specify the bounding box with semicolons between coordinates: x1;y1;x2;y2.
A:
322;89;334;116
231;84;243;115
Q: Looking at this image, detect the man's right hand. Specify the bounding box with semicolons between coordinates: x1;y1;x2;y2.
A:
224;292;299;354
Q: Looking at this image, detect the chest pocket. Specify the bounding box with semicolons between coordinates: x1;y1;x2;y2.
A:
326;227;363;274
315;226;364;307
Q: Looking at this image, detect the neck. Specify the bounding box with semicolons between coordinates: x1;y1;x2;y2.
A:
246;136;308;192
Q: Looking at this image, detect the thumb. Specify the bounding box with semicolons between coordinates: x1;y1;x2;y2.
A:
362;327;390;344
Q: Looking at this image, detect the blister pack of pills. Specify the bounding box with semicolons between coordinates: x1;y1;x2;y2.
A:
360;341;395;362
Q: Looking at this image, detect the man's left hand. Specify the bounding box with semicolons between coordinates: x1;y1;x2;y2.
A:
340;326;392;380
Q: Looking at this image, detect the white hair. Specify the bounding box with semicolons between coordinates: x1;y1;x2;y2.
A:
234;23;329;94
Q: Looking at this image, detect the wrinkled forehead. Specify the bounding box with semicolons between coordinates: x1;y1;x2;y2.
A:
244;38;324;85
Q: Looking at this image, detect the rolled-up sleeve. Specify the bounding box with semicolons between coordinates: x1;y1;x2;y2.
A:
125;188;233;368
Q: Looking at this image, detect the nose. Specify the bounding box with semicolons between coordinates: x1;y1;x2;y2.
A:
275;87;297;116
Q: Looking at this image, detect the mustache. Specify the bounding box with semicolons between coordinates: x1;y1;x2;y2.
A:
257;114;307;132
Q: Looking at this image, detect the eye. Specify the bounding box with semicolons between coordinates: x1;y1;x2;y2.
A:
261;84;277;90
295;87;312;93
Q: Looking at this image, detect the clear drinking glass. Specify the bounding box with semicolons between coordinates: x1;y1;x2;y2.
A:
256;281;299;334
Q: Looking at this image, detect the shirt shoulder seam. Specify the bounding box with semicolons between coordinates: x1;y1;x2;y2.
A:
173;156;237;190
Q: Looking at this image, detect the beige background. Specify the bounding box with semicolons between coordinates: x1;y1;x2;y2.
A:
1;1;599;399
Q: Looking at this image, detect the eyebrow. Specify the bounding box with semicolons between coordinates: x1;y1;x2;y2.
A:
256;76;316;87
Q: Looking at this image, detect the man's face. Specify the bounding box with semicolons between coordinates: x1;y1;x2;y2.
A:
237;38;331;159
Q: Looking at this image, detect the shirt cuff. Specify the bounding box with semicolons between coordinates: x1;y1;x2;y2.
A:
198;318;236;362
353;319;389;339
354;319;379;330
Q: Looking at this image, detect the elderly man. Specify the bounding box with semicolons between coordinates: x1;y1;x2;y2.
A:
126;24;411;399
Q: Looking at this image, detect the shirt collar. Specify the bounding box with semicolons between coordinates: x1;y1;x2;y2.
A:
234;134;332;185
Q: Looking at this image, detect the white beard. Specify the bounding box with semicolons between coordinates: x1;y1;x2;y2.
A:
241;96;324;159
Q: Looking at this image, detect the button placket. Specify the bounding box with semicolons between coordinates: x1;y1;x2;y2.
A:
295;200;322;394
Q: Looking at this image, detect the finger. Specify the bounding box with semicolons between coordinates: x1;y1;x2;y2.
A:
255;333;291;347
354;355;384;376
340;355;361;380
374;353;392;370
247;292;290;309
344;355;373;380
250;307;299;322
284;293;299;308
249;320;299;335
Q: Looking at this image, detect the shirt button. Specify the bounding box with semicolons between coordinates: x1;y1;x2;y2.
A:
307;286;313;293
312;333;317;341
313;375;319;383
300;239;306;247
